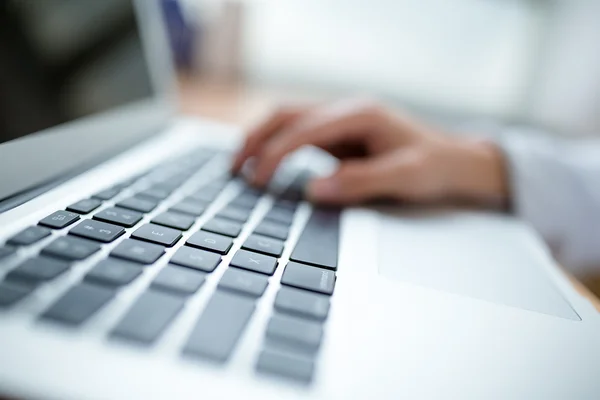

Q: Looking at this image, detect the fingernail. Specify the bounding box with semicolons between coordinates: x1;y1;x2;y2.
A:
308;178;339;201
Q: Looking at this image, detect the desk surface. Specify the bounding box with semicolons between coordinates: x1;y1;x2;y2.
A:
178;76;600;313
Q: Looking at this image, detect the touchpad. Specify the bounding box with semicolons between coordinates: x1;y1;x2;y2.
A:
378;209;580;320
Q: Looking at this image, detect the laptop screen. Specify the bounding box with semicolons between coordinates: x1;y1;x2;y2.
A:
0;0;154;146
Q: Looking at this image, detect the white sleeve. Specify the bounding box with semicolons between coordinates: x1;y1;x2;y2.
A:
498;130;600;276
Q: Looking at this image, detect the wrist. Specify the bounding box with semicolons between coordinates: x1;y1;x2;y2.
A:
443;138;510;204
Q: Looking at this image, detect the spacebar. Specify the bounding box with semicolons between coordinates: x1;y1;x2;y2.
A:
290;208;340;270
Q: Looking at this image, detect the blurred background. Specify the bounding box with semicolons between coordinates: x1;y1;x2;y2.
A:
2;0;600;136
178;0;600;136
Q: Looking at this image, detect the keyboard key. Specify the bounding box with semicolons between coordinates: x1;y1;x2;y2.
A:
41;236;100;261
229;193;259;209
137;185;171;200
266;314;323;351
6;256;69;282
202;217;242;238
186;231;233;255
111;239;164;264
151;265;206;295
170;246;221;272
216;206;250;223
7;226;51;246
111;290;184;344
0;246;16;260
218;268;268;298
131;223;182;247
94;207;143;228
256;349;314;383
263;207;295;225
117;196;158;213
230;249;277;275
189;188;220;203
69;220;125;243
183;291;255;362
41;283;114;326
170;199;206;216
0;281;32;308
39;210;80;229
67;198;103;214
93;187;121;200
85;259;143;287
274;287;330;321
290;208;340;270
242;234;284;257
281;262;335;295
254;221;289;241
152;211;195;231
273;199;298;211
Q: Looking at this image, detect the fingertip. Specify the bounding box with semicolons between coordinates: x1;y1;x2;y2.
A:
307;177;340;203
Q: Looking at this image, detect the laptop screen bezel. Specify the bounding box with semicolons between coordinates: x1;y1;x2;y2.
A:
0;0;177;203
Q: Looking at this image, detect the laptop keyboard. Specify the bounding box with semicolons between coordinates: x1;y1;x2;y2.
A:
0;147;340;384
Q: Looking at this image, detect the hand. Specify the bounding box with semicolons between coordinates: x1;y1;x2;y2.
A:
232;99;509;205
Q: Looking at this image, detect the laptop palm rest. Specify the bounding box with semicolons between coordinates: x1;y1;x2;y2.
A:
377;209;580;320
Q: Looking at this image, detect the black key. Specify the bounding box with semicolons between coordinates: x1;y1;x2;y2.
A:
182;291;255;362
151;265;206;295
94;207;143;228
263;207;295;225
7;226;51;246
254;221;289;241
111;290;184;344
242;234;284;257
256;349;314;383
117;196;158;213
152;211;195;231
290;208;340;270
69;220;125;243
266;314;323;351
186;231;233;255
0;281;32;308
93;187;121;200
170;199;206;217
41;236;100;261
41;283;114;326
67;198;103;214
230;249;277;275
0;246;16;260
39;210;80;229
273;199;298;211
274;287;330;321
131;223;182;247
6;256;69;282
85;259;143;287
111;239;164;264
216;206;250;223
170;246;221;272
229;194;259;209
137;186;171;200
202;217;242;238
189;188;220;203
218;268;268;297
281;262;335;295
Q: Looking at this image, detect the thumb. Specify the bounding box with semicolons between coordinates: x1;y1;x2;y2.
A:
306;158;392;204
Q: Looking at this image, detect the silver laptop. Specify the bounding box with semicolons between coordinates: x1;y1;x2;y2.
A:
1;1;599;399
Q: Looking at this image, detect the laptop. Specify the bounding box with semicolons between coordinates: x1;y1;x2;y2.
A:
1;1;599;399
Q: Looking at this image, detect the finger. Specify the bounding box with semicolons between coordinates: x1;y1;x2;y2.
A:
307;149;433;205
231;105;308;173
306;157;394;205
252;100;382;185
